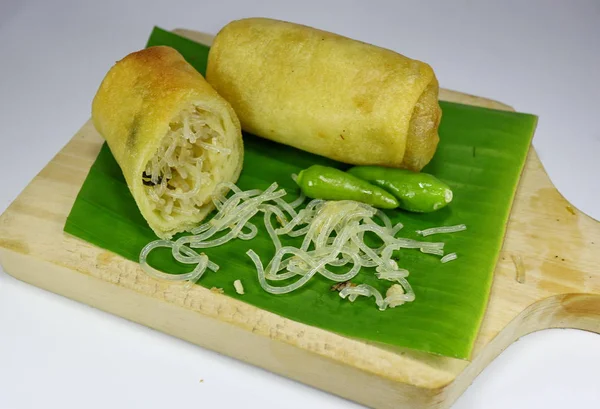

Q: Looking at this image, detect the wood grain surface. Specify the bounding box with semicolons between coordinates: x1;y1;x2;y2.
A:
0;29;598;409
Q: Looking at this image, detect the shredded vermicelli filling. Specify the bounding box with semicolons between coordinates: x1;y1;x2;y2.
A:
140;180;465;311
143;106;232;221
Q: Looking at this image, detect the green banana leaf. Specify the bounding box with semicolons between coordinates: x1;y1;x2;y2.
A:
64;27;537;359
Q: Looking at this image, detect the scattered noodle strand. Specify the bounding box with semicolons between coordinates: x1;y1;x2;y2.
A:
417;224;467;237
441;252;458;263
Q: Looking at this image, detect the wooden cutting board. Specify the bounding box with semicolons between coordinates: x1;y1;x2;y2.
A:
1;29;599;409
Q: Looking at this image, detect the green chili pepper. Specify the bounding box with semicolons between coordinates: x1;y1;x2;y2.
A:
347;166;453;213
296;165;399;209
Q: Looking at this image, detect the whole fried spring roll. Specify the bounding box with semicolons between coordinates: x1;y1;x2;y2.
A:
92;46;243;239
206;18;441;171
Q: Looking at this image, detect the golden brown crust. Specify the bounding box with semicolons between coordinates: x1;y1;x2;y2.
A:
92;46;243;238
207;18;441;171
402;77;442;171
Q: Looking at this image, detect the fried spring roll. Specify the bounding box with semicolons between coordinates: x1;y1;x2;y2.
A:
92;46;243;239
206;18;441;171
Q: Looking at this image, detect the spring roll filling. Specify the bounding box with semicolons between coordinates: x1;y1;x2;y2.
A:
143;104;232;222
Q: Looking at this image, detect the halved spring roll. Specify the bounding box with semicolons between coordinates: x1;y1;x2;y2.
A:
92;46;243;239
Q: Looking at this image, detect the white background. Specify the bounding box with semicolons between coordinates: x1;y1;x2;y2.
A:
1;1;599;408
